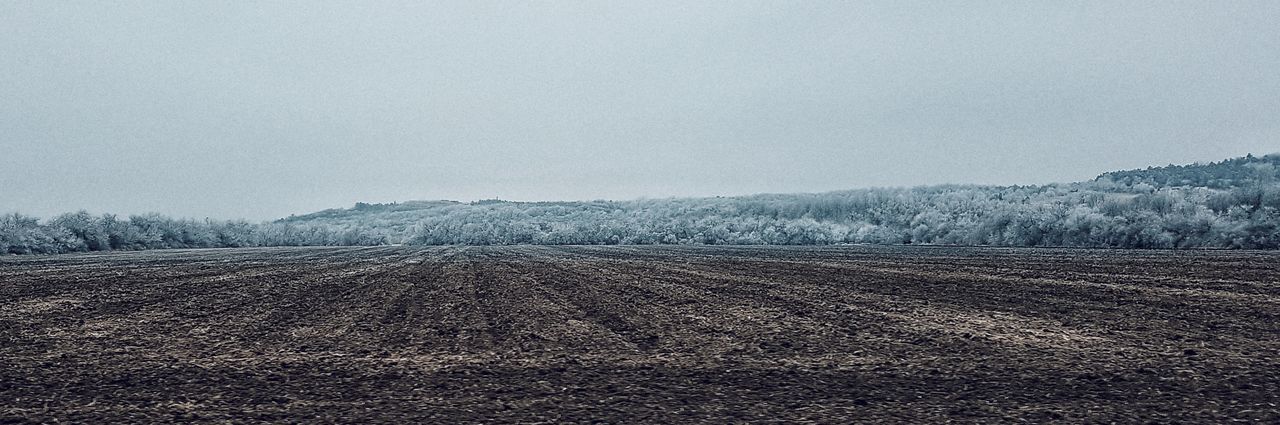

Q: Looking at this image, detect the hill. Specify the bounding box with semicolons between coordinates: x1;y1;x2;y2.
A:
4;154;1280;254
1097;153;1280;190
275;153;1280;249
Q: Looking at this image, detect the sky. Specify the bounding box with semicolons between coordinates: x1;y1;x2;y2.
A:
2;1;1279;220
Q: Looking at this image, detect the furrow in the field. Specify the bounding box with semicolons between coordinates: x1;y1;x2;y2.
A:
482;246;677;353
438;246;644;354
542;247;1280;403
585;248;1279;369
842;254;1280;296
527;247;1250;413
0;247;387;308
0;247;423;360
560;251;977;352
804;260;1280;344
173;247;429;356
582;245;1280;295
765;255;1280;309
0;256;337;352
217;247;444;356
555;248;1256;365
348;246;504;354
532;247;931;361
525;245;871;357
518;246;859;358
616;251;1280;342
0;257;286;302
638;257;1113;351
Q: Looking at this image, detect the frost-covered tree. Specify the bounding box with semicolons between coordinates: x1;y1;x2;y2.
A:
5;154;1280;255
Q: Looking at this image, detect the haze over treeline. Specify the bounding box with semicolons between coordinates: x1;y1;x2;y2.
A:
4;155;1280;254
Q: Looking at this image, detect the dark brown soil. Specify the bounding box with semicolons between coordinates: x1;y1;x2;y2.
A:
2;245;1278;423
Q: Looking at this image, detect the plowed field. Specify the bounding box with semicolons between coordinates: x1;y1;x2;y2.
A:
2;246;1278;423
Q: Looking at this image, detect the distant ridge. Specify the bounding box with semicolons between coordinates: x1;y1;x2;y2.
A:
1097;153;1279;189
4;154;1280;254
278;153;1280;249
280;200;459;223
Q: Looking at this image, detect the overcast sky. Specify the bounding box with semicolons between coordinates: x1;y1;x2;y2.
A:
2;1;1278;220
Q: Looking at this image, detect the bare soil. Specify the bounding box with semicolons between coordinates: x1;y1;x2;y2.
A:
2;246;1278;423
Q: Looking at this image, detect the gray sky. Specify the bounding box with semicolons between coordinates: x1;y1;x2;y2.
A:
3;1;1278;220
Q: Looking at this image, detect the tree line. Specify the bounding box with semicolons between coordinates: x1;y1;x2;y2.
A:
401;182;1280;249
4;154;1279;254
0;212;385;255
